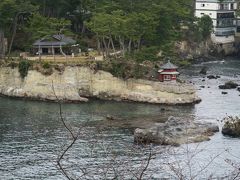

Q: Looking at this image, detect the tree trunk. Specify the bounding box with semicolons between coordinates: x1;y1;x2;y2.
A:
0;29;5;59
60;44;67;61
8;13;19;57
119;36;125;56
102;37;109;57
128;39;132;53
96;36;101;55
110;37;116;55
137;39;141;50
38;44;41;61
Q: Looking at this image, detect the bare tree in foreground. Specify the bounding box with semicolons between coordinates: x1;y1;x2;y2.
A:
52;82;240;179
52;82;155;179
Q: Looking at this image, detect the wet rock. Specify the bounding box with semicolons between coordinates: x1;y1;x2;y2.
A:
202;79;206;82
160;108;166;111
134;116;219;146
199;67;208;75
207;75;218;79
219;81;239;89
222;116;240;137
200;86;205;88
222;91;228;95
106;115;116;121
237;87;240;92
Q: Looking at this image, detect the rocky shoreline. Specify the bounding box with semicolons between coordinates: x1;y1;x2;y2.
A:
134;116;219;146
0;66;201;105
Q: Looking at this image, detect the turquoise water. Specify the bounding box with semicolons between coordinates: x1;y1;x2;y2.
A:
0;58;240;179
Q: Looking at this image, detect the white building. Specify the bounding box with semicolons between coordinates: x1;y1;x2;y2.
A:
195;0;237;44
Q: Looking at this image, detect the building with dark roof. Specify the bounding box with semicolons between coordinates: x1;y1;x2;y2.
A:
158;61;179;82
32;34;76;55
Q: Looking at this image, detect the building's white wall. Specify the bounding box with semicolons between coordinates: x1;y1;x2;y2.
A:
195;0;237;44
196;2;219;11
211;34;235;44
195;10;217;20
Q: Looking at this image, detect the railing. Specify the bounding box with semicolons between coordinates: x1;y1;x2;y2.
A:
215;30;235;36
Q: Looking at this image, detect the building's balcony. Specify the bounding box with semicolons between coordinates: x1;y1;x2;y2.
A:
214;26;236;36
215;30;235;36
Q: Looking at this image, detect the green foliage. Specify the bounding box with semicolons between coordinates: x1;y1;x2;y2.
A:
24;13;72;47
0;0;206;62
197;15;213;39
185;15;213;43
0;0;38;36
178;59;192;67
86;0;193;57
130;47;160;63
42;62;50;69
18;60;31;78
110;62;128;79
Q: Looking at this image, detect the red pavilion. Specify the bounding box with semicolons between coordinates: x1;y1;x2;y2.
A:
158;61;179;82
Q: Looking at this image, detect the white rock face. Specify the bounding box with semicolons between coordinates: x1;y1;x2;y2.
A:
0;66;201;104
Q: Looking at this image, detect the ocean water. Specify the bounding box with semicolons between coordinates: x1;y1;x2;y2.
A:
0;58;240;179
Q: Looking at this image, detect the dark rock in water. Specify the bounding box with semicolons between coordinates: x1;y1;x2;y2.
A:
222;116;240;137
207;75;217;79
219;81;239;89
200;86;205;88
160;108;166;111
207;75;220;79
237;87;240;92
106;115;116;121
222;91;228;95
199;67;208;75
219;85;226;89
208;86;210;88
202;79;206;82
134;116;219;146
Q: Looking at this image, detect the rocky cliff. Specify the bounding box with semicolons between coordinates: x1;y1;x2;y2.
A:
0;66;201;104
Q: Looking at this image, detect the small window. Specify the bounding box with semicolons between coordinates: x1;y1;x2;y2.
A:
201;13;205;16
209;13;212;16
164;75;171;81
231;3;234;10
201;4;205;7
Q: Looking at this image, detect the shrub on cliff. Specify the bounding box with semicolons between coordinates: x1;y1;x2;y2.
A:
18;60;31;78
42;62;51;69
222;116;240;137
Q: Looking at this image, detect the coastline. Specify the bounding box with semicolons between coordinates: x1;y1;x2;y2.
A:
0;66;201;105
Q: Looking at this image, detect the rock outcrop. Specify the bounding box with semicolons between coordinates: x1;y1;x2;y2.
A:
0;66;201;104
219;81;239;89
134;116;219;146
222;116;240;137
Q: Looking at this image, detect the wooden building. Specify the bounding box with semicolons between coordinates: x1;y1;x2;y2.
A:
32;34;76;55
158;61;179;82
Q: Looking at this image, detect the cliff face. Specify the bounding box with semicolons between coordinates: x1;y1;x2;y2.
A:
0;66;201;104
176;39;238;59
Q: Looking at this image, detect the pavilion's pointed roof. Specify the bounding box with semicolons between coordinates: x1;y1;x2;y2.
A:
160;60;178;69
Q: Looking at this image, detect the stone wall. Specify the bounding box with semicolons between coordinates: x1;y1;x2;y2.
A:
0;66;201;104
